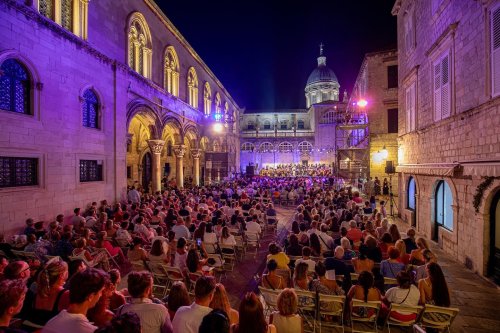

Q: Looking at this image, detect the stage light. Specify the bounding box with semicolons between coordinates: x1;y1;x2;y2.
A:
213;123;223;133
357;99;368;107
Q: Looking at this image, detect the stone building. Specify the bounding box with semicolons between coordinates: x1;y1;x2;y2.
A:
0;0;240;235
392;0;500;283
240;50;363;174
349;49;399;196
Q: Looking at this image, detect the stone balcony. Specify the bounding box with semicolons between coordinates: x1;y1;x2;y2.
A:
240;129;314;138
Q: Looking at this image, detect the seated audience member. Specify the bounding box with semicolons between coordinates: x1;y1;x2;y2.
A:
54;232;74;260
20;258;69;330
261;259;284;290
285;234;302;257
346;220;362;244
333;227;349;247
95;312;142;333
42;268;107;333
295;247;316;273
410;237;430;266
308;233;322;257
172;218;190;240
199;309;230;333
324;246;353;292
359;235;382;263
107;269;126;311
269;288;302;333
414;250;437;281
203;223;217;244
24;218;36;237
64;259;87;290
115;221;132;247
403;228;418;254
418;262;450;307
209;283;239;325
310;261;344;296
73;238;110;271
1;261;31;283
165;281;190;321
375;218;389;240
245;215;262;235
0;279;28;333
394;240;410;265
379;233;394;258
292;262;310;291
95;231;126;262
173;238;188;276
382;271;420;321
340;237;356;260
127;237;149;271
219;226;236;253
347;271;381;318
380;247;405;279
362;221;377;240
186;248;209;276
116;271;173;333
352;253;374;274
232;292;276;333
172;276;216;333
267;243;290;270
149;239;170;264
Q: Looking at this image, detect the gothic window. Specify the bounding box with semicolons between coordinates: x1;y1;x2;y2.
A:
164;46;179;97
491;3;500;97
187;67;199;108
241;142;255;151
263;120;271;130
215;93;222;121
278;142;293;153
259;142;274;153
247;121;255;130
407;177;416;210
433;51;451;121
80;160;103;182
203;82;211;116
39;0;54;20
0;59;31;115
297;120;305;129
298;141;313;153
127;13;152;78
61;0;73;31
0;157;38;188
435;180;453;230
81;89;99;129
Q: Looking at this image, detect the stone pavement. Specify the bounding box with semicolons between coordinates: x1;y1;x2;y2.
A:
392;218;500;333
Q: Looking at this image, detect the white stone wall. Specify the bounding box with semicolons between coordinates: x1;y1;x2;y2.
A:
394;0;500;276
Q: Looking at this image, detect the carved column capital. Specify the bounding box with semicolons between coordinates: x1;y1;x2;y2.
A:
191;149;202;159
173;144;187;158
147;139;165;155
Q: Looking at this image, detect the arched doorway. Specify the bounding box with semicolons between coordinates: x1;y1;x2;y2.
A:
407;176;417;227
488;190;500;285
142;152;152;193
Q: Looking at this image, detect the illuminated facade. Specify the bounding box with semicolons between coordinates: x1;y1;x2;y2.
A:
0;0;240;235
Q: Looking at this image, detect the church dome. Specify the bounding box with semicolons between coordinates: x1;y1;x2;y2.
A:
306;56;339;86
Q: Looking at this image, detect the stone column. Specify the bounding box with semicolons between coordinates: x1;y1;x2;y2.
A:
191;149;202;186
147;139;165;194
174;145;186;188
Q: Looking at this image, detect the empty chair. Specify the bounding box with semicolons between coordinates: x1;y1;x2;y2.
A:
318;294;346;333
419;304;459;333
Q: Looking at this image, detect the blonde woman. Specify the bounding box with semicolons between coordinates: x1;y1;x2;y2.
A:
270;288;303;333
209;283;239;325
410;237;429;265
20;258;69;329
394;239;410;265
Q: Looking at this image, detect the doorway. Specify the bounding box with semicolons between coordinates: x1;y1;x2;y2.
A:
142;152;152;193
488;190;500;285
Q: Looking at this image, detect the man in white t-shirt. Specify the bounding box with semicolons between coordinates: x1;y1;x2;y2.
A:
172;276;216;333
42;268;107;333
245;215;262;234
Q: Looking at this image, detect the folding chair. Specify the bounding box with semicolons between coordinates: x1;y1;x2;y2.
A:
204;242;220;255
164;266;185;293
419;304;459;333
68;251;99;269
350;300;381;333
258;286;281;317
266;216;278;235
295;289;318;333
220;244;237;269
234;235;246;260
148;262;170;298
385;304;423;333
188;272;203;296
384;277;398;292
351;273;359;284
245;232;260;259
207;253;226;281
318;294;345;333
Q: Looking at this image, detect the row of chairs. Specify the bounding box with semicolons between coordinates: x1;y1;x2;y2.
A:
259;286;459;333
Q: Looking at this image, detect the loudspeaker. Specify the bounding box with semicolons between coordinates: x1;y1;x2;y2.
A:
246;165;255;177
385;160;395;174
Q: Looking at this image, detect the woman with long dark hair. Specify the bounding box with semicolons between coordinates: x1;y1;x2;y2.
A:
232;292;276;333
308;233;321;257
347;271;381;318
418;262;450;306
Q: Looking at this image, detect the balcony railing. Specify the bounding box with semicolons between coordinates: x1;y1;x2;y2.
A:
240;129;314;138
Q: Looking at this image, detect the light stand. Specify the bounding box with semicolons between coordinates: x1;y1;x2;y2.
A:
385;160;398;217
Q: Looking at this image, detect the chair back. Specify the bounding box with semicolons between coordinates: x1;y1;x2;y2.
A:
351;300;381;323
387;303;423;326
149;262;168;278
295;289;317;312
207;253;225;268
246;232;259;243
420;304;459;330
258;286;280;309
164;266;184;281
204;242;219;254
318;294;345;316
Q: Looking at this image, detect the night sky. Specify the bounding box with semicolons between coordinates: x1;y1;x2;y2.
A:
155;0;397;110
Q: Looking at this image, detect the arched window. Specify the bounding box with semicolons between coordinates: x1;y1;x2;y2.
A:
259;142;274;153
164;46;179;97
298;141;313;153
435;180;453;230
0;59;31;115
214;93;222;121
81;89;99;128
278;142;293;153
263;120;271;130
297;120;305;129
241;142;255;151
203;82;211;116
407;177;416;210
187;67;198;109
61;0;73;31
38;1;88;38
128;13;152;78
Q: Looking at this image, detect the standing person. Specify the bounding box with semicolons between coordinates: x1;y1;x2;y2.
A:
42;268;107;333
128;186;141;204
0;279;28;333
382;178;389;196
172;276;216;333
232;292;276;333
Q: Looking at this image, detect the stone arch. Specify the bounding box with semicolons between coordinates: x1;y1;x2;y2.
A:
126;100;162;138
480;180;500;277
430;177;459;244
183;125;199;148
161;116;183;145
